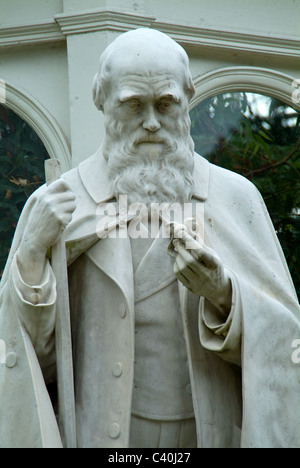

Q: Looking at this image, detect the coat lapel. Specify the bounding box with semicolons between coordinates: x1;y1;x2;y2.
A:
133;235;175;303
86;233;135;315
67;147;209;308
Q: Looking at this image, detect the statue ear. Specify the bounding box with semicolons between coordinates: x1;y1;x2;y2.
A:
187;79;195;101
92;75;104;111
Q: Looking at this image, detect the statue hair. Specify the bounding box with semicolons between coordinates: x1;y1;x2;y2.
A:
92;29;195;112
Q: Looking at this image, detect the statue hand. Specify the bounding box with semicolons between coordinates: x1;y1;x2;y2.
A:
17;179;76;285
22;179;76;255
173;230;232;316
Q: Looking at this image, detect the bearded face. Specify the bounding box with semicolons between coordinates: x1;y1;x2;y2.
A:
103;108;195;210
93;26;196;211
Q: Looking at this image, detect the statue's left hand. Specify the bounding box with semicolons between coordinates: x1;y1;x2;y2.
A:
173;230;232;316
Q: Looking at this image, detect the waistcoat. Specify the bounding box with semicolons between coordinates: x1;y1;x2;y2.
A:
130;234;194;420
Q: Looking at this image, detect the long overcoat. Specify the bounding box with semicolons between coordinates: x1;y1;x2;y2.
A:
0;148;300;448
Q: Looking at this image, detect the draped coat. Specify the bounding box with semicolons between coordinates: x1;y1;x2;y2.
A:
0;148;299;448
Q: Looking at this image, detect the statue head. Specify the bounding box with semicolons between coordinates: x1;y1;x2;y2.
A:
92;28;195;207
93;28;195;112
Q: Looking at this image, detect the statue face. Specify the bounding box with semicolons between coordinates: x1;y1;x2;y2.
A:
103;66;190;161
99;43;195;207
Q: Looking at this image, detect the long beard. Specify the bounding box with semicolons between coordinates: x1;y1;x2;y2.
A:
104;117;195;210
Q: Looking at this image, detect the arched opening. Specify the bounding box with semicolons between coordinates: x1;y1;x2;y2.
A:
0;103;50;277
189;69;300;299
1;79;71;173
0;79;71;278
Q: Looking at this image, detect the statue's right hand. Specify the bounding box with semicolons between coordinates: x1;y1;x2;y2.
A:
20;179;76;258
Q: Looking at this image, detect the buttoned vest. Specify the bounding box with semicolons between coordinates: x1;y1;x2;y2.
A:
130;234;194;420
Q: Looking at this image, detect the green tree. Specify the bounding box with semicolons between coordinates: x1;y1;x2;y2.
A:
0;104;49;277
190;92;300;300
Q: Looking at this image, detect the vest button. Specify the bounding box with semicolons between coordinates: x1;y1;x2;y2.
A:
119;303;127;318
186;383;192;395
5;352;17;368
112;362;123;377
108;422;120;439
30;292;41;304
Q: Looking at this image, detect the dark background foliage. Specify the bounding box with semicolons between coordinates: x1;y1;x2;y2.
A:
190;92;300;300
0;104;49;277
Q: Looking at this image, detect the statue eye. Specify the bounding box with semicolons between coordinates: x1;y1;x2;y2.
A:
126;99;142;112
157;98;173;112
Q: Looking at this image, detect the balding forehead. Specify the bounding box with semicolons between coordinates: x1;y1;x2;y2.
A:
101;28;189;75
105;28;188;61
108;47;187;77
93;29;195;111
117;75;183;103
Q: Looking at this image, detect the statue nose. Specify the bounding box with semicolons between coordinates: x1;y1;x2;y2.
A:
142;107;161;132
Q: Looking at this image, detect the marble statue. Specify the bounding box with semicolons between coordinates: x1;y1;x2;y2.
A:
0;28;300;448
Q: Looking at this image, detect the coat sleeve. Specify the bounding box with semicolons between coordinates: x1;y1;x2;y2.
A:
198;177;300;447
200;268;300;448
9;253;57;379
198;181;300;363
0;189;62;447
0;187;57;381
198;269;243;367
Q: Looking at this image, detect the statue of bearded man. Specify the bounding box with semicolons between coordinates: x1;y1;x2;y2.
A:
0;28;300;449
